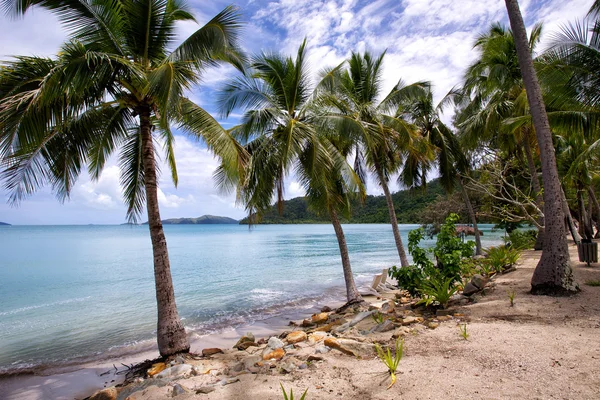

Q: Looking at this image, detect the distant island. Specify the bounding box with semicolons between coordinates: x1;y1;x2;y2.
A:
0;222;11;226
143;215;239;225
240;179;456;224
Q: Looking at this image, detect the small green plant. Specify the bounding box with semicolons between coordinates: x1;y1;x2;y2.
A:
375;338;404;389
418;275;458;309
585;280;600;287
508;289;516;306
459;323;469;340
485;245;521;273
280;383;308;400
372;311;385;324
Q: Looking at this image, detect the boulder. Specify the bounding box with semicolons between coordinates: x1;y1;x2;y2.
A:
323;337;376;357
462;282;480;296
116;379;169;400
236;341;258;351
196;386;216;394
392;327;411;339
154;364;193;380
312;319;343;332
301;319;315;327
315;345;330;354
333;310;375;333
471;274;488;289
428;322;439;329
89;387;117;400
308;331;327;344
311;312;329;324
262;347;285;360
321;306;332;312
233;332;255;350
380;301;395;313
202;348;223;357
371;319;395;333
171;383;191;397
267;336;285;349
286;331;308;344
401;316;418;325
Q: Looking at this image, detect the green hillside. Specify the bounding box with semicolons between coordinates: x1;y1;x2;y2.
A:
144;215;239;225
240;180;447;224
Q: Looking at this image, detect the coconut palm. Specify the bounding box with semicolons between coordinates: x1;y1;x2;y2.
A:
216;42;366;305
319;52;430;268
0;0;245;355
395;84;483;255
504;0;577;294
458;22;548;249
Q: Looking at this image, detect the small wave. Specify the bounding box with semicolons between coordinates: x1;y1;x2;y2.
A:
0;296;92;317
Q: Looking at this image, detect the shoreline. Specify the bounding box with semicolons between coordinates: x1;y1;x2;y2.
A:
0;293;344;400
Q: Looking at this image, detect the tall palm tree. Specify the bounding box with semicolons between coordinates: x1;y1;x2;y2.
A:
504;0;577;295
0;1;245;356
395;84;483;255
217;42;366;305
458;22;547;249
320;52;430;268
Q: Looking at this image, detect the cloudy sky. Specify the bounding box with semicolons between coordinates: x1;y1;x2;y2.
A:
0;0;592;224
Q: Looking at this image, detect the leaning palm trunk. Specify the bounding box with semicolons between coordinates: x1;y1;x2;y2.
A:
522;132;545;250
589;188;600;238
577;188;594;239
377;168;410;267
458;177;482;255
140;110;190;356
505;0;577;294
562;186;582;245
329;209;362;304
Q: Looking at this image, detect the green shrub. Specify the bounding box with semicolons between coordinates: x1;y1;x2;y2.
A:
506;229;537;250
418;275;458;309
485;245;521;273
432;214;475;283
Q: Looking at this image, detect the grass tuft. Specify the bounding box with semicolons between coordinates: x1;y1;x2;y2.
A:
375;338;404;389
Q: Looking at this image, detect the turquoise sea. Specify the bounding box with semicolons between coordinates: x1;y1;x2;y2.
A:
0;223;504;374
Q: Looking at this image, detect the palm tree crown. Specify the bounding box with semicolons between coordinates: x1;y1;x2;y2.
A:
0;0;245;356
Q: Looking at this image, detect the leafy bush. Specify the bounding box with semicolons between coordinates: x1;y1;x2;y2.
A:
390;213;474;295
506;229;537;250
484;245;521;273
418;275;458;309
432;213;475;282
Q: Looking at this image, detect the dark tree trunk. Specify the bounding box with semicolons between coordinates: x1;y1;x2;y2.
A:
376;167;409;267
140;107;190;356
505;0;577;295
577;188;594;239
329;208;362;304
522;131;545;250
562;186;582;245
589;187;600;238
458;177;482;255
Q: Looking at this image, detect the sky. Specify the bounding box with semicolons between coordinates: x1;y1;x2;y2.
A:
0;0;593;225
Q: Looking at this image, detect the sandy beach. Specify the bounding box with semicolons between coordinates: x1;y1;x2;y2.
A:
1;240;599;400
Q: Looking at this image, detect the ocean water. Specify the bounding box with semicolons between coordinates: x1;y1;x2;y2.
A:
0;223;504;373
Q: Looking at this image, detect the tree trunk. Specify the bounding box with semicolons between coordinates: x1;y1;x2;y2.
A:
589;187;600;238
140;107;190;356
377;167;409;267
505;0;577;295
522;131;545;250
562;185;582;245
329;208;362;304
458;177;482;255
577;188;594;239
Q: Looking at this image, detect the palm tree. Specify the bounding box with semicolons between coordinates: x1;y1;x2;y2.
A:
395;84;483;255
504;0;577;294
217;42;365;305
458;22;547;249
0;1;245;356
320;52;430;268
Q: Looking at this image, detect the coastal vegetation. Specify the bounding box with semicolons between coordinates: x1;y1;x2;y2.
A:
1;0;599;389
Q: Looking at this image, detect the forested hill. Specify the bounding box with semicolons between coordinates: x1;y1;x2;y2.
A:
239;180;447;224
144;215;239;225
0;222;11;225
